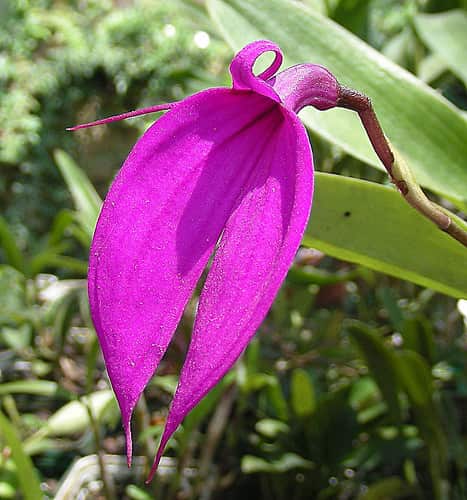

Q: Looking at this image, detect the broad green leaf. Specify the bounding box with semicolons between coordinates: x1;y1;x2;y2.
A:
303;173;467;298
44;390;116;436
347;321;401;422
297;0;326;15
207;0;467;206
414;10;467;86
0;411;43;500
54;149;102;241
291;368;316;417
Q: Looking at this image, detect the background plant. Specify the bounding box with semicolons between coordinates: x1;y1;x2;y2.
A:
0;0;466;499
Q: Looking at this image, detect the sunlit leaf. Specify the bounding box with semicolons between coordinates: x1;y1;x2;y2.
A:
304;173;467;298
44;390;116;436
208;0;467;206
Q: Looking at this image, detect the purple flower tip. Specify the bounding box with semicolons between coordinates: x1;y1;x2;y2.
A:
85;40;339;481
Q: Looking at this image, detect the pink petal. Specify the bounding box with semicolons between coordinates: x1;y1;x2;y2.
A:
88;88;283;465
149;108;313;479
230;40;283;102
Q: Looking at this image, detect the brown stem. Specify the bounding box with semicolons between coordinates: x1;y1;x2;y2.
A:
195;384;237;498
336;85;467;249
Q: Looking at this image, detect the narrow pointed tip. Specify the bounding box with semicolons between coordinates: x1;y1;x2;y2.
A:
66;102;176;132
145;431;170;483
145;451;163;484
65;121;105;131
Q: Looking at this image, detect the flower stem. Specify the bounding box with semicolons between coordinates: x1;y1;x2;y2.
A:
337;85;467;249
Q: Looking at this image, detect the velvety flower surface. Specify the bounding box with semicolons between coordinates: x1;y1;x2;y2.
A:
81;40;339;480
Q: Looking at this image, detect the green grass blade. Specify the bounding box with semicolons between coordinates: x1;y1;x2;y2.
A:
0;380;60;397
0;411;43;500
303;173;467;298
0;216;25;273
207;0;467;206
53;149;102;241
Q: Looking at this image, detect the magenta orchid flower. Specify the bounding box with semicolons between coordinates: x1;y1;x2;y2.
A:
71;40;341;480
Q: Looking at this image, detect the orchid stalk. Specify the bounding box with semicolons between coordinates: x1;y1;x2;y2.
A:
69;40;467;482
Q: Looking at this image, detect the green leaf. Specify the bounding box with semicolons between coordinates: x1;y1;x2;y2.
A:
126;485;154;500
401;317;435;364
255;418;289;438
287;266;360;286
304;173;467;298
307;387;358;465
414;10;467;86
395;350;433;407
266;377;289;421
0;411;43;500
360;477;412;500
330;0;370;41
29;252;88;275
0;217;25;273
290;368;316;417
347;321;401;421
241;453;313;474
48;209;78;246
207;0;467;206
377;287;405;332
53;149;102;242
0;380;65;397
0;266;28;322
43;390;116;436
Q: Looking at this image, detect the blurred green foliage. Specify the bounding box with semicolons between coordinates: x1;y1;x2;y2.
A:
0;0;228;242
1;0;466;499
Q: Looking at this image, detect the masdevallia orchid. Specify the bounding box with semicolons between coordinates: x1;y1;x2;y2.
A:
70;40;344;480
